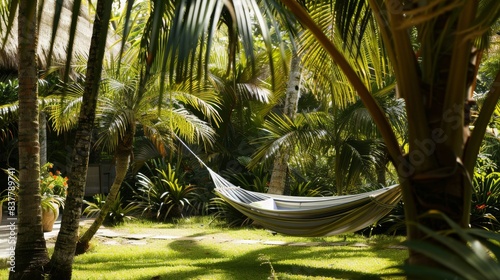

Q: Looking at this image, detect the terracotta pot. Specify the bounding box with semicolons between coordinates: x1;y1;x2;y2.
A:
42;202;59;232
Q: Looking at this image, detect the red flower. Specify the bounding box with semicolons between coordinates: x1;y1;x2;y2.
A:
487;191;492;196
476;204;486;210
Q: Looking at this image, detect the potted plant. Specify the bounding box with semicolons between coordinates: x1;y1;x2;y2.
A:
40;163;68;232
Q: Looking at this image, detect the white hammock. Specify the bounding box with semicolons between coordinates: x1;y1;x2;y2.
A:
177;137;402;237
209;168;401;236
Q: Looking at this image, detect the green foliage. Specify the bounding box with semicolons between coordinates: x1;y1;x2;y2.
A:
471;172;500;231
212;160;269;227
83;192;138;226
209;196;253;228
396;211;500;280
289;180;323;197
134;159;198;221
0;79;18;105
224;158;270;193
4;163;67;211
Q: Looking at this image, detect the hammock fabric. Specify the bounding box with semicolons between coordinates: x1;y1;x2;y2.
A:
209;168;401;237
177;136;402;237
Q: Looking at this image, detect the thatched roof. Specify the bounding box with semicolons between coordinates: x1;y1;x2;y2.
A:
0;0;120;72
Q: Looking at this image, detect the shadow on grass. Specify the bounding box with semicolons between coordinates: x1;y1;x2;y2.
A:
69;230;405;280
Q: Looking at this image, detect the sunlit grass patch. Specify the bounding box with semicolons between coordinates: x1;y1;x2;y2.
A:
69;235;406;280
0;218;407;279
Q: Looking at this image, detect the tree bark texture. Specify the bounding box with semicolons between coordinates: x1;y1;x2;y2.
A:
268;52;301;195
11;1;50;279
48;0;112;278
395;7;476;271
39;111;47;166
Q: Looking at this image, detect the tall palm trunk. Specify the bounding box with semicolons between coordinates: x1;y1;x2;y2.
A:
48;0;112;278
77;126;136;252
394;8;476;269
268;52;301;195
12;1;50;279
39;111;47;166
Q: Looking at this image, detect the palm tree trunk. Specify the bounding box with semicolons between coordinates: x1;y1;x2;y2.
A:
48;0;112;278
77;128;135;253
39;111;47;166
12;1;50;279
398;9;475;271
268;52;301;195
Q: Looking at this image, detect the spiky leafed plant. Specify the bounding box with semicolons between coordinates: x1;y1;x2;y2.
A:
134;159;198;221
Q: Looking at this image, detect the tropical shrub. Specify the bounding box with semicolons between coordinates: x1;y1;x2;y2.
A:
134;159;198;221
289;180;324;197
471;172;500;231
83;192;138;226
223;157;270;193
209;196;253;228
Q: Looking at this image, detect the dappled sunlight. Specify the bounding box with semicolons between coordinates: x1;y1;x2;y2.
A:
64;233;407;280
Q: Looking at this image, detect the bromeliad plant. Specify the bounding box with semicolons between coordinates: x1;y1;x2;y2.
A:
83;192;138;226
471;172;500;231
134;159;198;221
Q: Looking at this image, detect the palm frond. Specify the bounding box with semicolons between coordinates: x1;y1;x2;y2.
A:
167;107;217;147
0;0;18;50
249;111;327;167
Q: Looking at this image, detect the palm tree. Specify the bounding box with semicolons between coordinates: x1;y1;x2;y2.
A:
203;39;284;173
48;0;113;278
251;90;405;195
49;49;219;252
278;0;500;269
11;1;50;278
267;50;302;195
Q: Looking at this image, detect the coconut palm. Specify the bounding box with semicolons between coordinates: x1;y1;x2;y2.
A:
44;48;219;252
12;1;50;278
48;1;114;278
251;90;406;195
203;38;286;173
279;0;500;270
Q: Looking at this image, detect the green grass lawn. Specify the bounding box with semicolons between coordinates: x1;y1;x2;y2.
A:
2;218;408;279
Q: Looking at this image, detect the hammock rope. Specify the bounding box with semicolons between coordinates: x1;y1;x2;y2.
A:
175;135;402;237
